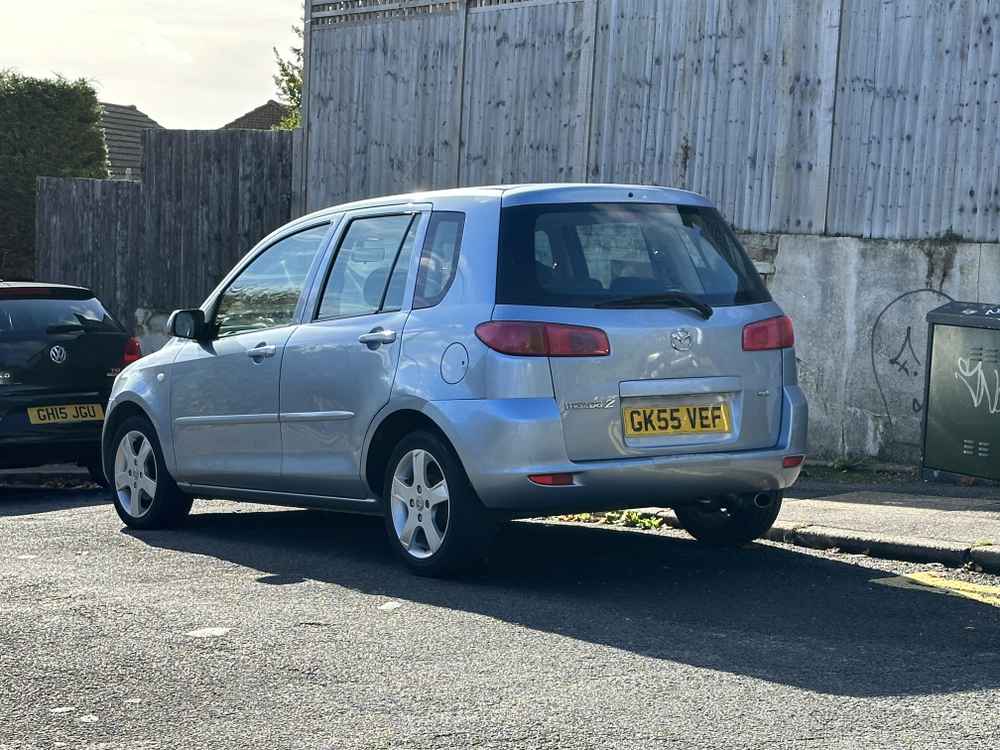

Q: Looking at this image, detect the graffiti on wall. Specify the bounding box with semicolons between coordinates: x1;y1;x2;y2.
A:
870;289;955;450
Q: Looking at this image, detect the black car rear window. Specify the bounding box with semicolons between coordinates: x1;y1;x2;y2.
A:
0;297;122;336
497;202;770;308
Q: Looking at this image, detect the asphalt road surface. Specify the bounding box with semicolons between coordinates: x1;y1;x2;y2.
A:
3;486;1000;749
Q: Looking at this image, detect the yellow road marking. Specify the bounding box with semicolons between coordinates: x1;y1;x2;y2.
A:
872;572;1000;608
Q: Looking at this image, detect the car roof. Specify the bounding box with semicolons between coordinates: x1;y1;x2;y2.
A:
297;183;715;223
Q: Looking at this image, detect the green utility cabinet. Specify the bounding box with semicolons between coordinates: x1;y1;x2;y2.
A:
923;301;1000;482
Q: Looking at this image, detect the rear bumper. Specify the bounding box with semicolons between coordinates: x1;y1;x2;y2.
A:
430;386;808;514
0;390;106;468
0;436;101;469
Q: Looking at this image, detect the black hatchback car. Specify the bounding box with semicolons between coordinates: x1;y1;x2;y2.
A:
0;283;140;483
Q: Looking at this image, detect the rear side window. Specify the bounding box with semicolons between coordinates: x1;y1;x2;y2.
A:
497;203;770;308
413;212;465;309
0;296;121;336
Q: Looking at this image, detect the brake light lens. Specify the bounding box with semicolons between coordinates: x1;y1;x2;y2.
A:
122;337;142;366
783;455;806;469
742;315;795;351
475;321;610;357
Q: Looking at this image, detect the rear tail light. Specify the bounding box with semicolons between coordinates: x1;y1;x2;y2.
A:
475;321;610;357
783;455;806;469
742;315;795;351
122;337;142;366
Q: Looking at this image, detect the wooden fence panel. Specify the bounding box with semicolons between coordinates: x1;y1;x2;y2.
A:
142;130;293;310
305;3;465;211
291;128;307;218
587;0;840;234
459;0;595;185
35;129;294;329
302;0;1000;240
827;0;1000;240
35;177;143;329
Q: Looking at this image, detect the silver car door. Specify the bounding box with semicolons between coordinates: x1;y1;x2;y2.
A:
279;208;429;498
170;223;330;490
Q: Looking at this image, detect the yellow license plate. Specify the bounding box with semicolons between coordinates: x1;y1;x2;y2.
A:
27;403;105;425
623;403;732;438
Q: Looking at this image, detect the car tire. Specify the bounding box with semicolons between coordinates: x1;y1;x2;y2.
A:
382;430;496;577
674;492;782;547
109;416;193;529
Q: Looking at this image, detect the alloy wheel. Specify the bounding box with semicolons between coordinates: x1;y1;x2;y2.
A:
114;430;158;518
390;449;450;559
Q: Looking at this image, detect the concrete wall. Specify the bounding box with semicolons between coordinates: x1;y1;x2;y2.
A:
767;236;1000;464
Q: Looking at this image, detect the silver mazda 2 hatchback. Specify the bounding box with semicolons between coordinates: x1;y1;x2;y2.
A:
103;184;807;575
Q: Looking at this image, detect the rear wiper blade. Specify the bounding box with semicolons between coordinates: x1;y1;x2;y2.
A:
594;292;713;319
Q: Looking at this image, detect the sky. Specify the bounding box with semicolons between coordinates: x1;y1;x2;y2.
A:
3;0;302;129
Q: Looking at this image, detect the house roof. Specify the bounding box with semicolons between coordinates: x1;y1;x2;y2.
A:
99;103;162;181
221;99;291;130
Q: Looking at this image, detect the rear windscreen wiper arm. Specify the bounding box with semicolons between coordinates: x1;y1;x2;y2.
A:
594;292;714;319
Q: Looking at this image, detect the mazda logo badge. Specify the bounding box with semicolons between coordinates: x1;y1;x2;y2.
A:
49;345;68;364
670;329;693;352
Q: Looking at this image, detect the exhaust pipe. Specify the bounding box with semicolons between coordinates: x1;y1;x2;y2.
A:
752;492;774;509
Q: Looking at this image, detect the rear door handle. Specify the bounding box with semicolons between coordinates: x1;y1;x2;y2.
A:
358;328;397;348
247;344;277;360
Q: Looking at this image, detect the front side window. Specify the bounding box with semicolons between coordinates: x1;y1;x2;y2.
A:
317;214;417;320
214;224;329;338
497;203;770;308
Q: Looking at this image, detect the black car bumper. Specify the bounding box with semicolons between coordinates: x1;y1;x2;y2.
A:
0;389;108;469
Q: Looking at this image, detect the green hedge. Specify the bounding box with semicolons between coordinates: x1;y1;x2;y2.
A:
0;71;109;280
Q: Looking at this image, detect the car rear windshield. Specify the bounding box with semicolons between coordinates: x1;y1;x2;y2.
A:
0;296;122;336
497;202;770;308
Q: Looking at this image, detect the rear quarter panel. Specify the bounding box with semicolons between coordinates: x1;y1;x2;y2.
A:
384;194;556;480
391;194;504;404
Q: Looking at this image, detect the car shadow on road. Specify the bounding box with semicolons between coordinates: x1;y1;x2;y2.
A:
126;507;1000;699
0;485;110;516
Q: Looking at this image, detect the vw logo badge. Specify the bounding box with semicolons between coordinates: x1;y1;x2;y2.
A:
670;329;693;352
49;345;68;364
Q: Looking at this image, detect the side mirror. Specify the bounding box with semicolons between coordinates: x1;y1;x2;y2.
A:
167;309;208;340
